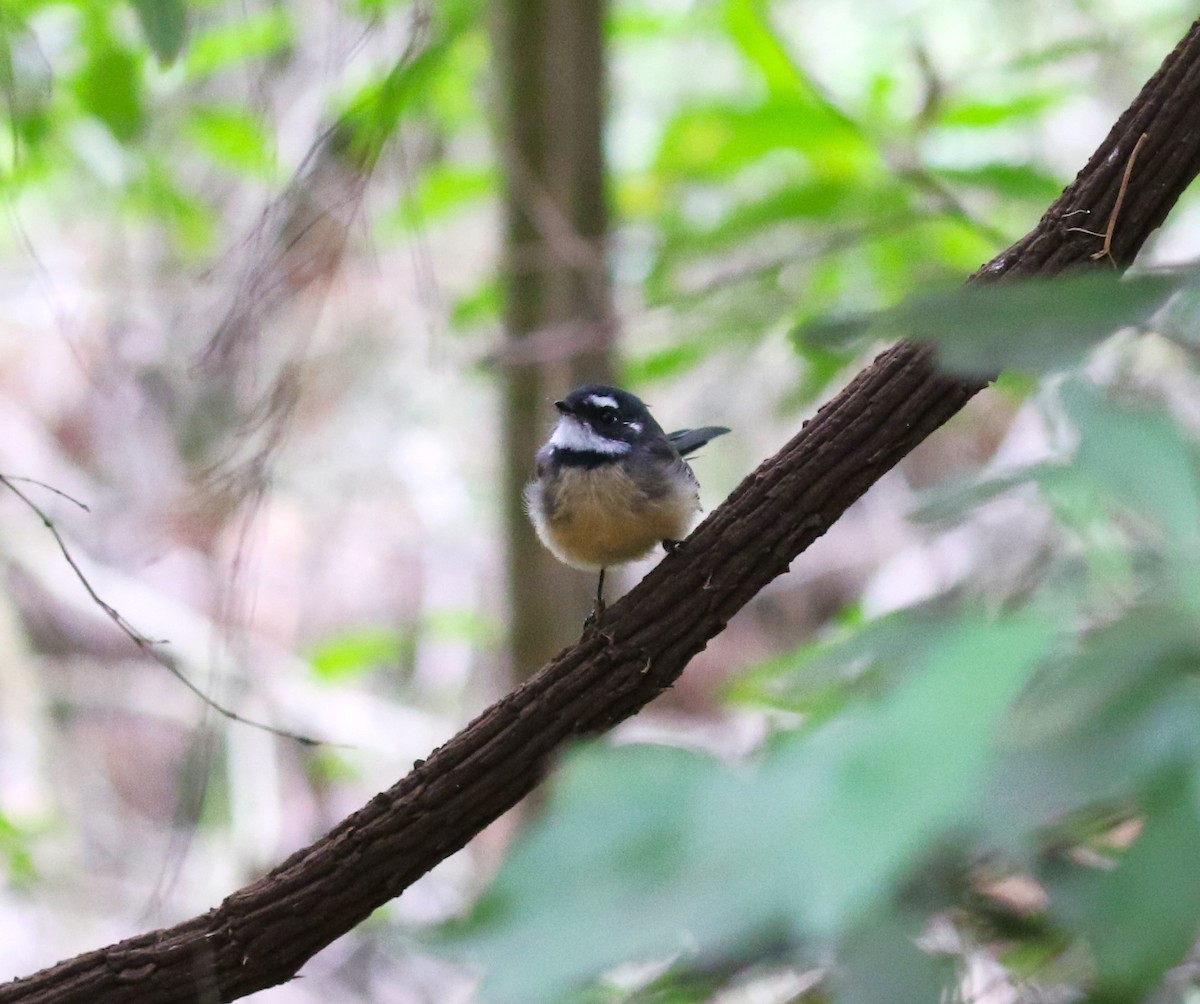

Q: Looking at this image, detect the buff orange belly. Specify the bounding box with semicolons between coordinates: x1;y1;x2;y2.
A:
526;465;698;570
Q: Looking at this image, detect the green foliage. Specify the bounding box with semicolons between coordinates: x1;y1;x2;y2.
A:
444;324;1200;999
796;269;1187;374
128;0;187;65
184;105;276;178
2;0;1196;1000
182;7;293;79
612;0;1079;396
448;613;1052;1002
309;628;411;683
74;41;144;143
0;810;38;888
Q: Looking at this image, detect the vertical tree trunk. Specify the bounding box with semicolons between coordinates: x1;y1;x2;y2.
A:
492;0;614;678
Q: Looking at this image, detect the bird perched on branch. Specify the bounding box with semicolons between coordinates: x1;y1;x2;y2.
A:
525;385;729;617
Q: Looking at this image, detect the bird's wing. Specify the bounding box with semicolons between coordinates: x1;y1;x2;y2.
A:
667;425;730;457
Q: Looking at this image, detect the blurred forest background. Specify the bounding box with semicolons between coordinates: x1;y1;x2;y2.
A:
3;0;1200;1001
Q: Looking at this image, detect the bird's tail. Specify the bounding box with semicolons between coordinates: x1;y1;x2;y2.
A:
668;426;731;457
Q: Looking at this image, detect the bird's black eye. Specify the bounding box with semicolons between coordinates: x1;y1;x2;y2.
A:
597;410;618;426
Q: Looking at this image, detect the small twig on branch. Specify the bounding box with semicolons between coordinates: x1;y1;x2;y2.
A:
0;474;322;746
0;475;91;510
1091;131;1149;264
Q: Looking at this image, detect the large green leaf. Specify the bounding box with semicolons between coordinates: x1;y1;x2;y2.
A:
1045;770;1200;1001
987;607;1200;846
449;613;1052;1002
797;270;1184;374
74;43;144;143
656;98;875;183
832;910;951;1004
1061;379;1200;552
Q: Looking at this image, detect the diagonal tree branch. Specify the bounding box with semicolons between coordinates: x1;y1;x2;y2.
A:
7;16;1200;1004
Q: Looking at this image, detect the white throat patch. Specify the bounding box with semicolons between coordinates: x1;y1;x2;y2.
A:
549;415;630;455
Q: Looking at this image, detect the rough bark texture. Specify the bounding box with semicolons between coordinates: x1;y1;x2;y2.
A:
7;15;1200;1004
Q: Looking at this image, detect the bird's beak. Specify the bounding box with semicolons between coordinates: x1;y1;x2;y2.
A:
554;400;571;415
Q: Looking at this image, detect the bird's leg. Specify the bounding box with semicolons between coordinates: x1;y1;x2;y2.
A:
585;567;607;627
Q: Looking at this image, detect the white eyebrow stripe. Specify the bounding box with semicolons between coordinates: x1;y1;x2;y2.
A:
585;394;619;410
549;416;631;454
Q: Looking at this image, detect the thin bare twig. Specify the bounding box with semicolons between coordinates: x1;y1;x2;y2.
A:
1091;132;1149;264
0;474;322;746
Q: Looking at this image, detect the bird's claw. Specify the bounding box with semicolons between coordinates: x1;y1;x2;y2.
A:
584;596;606;629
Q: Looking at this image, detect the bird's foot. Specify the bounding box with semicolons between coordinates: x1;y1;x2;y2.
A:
584;595;606;629
662;538;684;555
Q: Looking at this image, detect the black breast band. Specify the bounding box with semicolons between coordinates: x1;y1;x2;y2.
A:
552;448;621;469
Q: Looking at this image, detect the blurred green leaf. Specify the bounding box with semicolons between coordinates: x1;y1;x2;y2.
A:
450;278;500;329
397;164;495;227
185;105;275;177
1005;607;1200;749
184;8;294;79
126;156;215;252
336;0;481;169
931;162;1065;204
623;342;708;384
1062;379;1200;553
1153;285;1200;348
449;612;1051;1002
609;5;689;39
658;178;861;262
722;0;809;98
449;744;714;984
129;0;187;65
0;810;38;887
423;608;496;648
75;44;144;143
1046;770;1200;1000
797;270;1184;374
656;98;874;183
935;91;1062;128
726;607;945;718
833;910;950;1004
309;628;410;682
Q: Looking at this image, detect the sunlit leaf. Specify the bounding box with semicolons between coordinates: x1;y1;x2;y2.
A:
309;628;410;682
722;0;809;97
0;810;38;887
75;44;144;143
184;8;294;79
450;278;500;329
185;105;275;177
656;98;874;183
